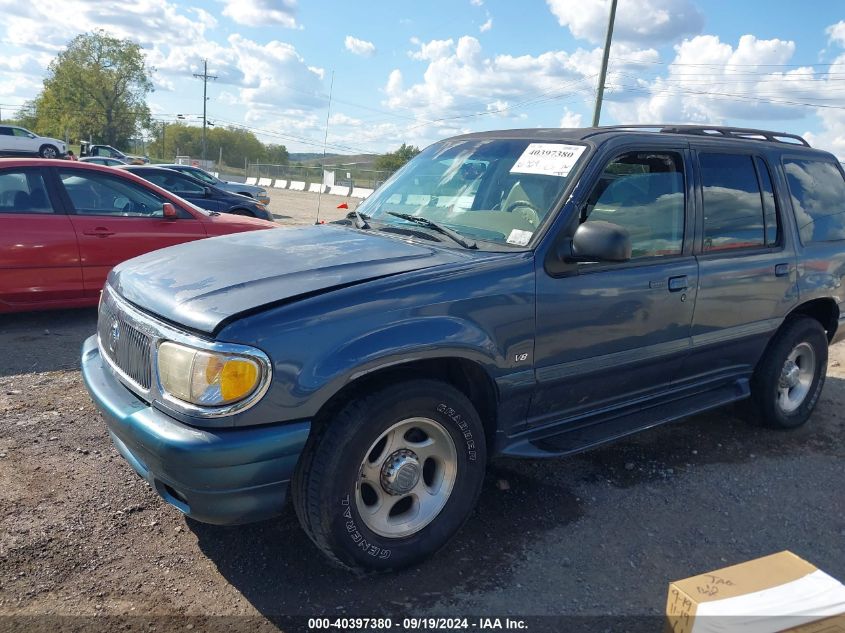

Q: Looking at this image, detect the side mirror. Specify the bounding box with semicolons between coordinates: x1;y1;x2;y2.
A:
162;203;178;220
568;221;631;263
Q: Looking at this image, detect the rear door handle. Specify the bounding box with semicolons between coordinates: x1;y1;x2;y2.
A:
668;275;688;292
83;227;114;237
774;263;791;277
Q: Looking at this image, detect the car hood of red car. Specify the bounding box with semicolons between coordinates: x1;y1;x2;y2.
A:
203;211;278;235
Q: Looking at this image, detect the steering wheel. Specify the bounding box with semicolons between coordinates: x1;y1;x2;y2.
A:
504;199;541;227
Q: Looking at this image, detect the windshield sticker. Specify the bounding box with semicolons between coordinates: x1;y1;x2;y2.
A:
510;143;586;177
507;229;533;246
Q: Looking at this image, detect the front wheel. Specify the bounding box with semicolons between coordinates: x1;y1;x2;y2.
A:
39;144;59;159
749;317;828;429
292;380;487;571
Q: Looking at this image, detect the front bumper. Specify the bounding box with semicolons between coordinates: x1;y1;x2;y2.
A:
81;335;310;525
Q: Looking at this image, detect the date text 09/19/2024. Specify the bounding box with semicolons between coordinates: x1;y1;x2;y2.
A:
306;617;528;630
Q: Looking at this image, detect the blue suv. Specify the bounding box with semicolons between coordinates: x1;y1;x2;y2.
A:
82;125;845;571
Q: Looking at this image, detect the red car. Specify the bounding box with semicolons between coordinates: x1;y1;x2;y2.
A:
0;159;278;313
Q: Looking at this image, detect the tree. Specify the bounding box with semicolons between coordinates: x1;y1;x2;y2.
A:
146;123;285;168
6;101;38;131
33;31;152;147
263;143;289;165
375;143;420;171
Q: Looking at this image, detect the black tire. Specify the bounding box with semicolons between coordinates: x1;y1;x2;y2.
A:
292;379;487;571
39;144;59;159
749;317;828;429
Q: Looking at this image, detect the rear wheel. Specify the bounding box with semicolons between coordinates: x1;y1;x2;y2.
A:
39;144;59;159
292;380;487;571
749;317;828;429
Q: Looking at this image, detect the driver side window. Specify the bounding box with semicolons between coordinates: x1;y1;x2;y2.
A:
583;151;686;259
170;174;205;196
58;171;166;217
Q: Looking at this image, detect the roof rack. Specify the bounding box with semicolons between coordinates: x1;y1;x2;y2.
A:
595;124;811;147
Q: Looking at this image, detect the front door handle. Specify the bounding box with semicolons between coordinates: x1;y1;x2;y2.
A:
83;227;115;237
668;275;688;292
774;263;791;277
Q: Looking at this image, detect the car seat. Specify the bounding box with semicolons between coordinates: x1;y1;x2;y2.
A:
13;190;31;211
28;187;51;213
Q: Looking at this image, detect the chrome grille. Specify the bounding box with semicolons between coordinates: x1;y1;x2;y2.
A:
98;294;152;391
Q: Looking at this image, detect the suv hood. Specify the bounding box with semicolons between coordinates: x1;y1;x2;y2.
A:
108;225;464;334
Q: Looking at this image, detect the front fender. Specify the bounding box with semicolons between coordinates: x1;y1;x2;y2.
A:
214;252;536;428
302;316;503;408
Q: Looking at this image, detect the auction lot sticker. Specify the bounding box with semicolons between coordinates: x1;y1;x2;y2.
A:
510;143;586;177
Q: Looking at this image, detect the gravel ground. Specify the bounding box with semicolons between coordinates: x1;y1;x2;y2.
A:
266;188;356;226
1;198;844;630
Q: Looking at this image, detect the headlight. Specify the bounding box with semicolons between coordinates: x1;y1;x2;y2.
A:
157;341;267;408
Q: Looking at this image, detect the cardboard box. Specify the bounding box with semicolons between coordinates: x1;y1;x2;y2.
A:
666;551;845;633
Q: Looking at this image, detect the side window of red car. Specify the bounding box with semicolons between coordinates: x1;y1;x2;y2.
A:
0;169;55;214
58;170;167;217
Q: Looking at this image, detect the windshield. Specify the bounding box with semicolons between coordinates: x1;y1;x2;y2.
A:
359;138;587;247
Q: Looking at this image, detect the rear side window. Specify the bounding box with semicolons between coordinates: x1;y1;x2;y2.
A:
782;158;845;244
142;171;206;196
58;170;166;217
0;170;54;214
700;153;766;252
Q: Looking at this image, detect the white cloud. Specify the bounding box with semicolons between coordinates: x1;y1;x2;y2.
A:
409;38;455;61
546;0;704;44
619;34;814;124
807;26;845;160
0;0;217;52
470;0;484;5
479;17;493;33
344;35;376;57
606;31;845;160
389;35;658;139
329;112;363;126
560;108;583;127
0;0;323;120
221;0;298;28
827;21;845;47
225;34;324;116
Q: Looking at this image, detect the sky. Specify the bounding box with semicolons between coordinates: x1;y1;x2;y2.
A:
0;0;844;158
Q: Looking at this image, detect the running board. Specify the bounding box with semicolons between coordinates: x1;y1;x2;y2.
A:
500;380;749;459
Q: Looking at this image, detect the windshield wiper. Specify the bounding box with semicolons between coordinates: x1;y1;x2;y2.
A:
386;212;477;249
346;209;370;229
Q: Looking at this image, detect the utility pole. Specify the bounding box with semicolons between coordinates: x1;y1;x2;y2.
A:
193;59;217;163
592;0;618;127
